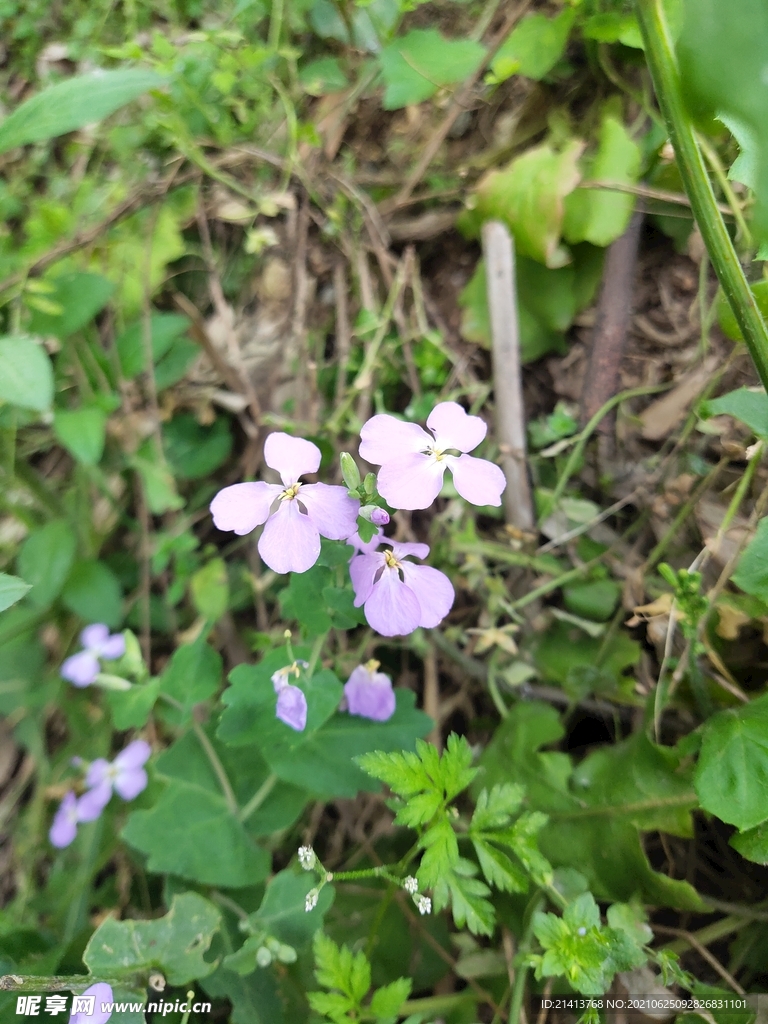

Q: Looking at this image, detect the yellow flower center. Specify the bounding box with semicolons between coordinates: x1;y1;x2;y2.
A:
384;549;402;570
279;483;301;501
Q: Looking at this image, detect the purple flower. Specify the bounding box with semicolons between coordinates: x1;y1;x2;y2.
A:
370;507;390;526
272;663;308;731
350;541;454;636
80;740;151;820
344;662;396;721
49;791;81;848
359;401;506;510
210;432;360;574
61;624;126;688
69;983;114;1024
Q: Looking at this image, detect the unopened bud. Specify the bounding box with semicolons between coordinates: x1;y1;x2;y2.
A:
305;888;319;912
359;504;389;526
256;946;272;967
277;944;297;963
340;452;361;490
363;472;376;494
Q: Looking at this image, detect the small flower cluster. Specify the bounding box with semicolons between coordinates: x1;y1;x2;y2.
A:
49;740;150;848
61;624;126;688
210;403;505;637
402;875;431;915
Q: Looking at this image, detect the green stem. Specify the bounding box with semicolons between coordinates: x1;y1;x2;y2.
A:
635;0;768;391
239;773;278;823
400;993;477;1015
62;815;104;949
306;632;327;678
509;894;545;1024
540;384;668;525
191;718;238;816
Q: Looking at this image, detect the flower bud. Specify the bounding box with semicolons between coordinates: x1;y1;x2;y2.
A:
340;453;361;491
359;504;389;526
120;630;145;678
277;944;297;964
256;946;272;967
363;472;376;495
92;673;133;692
305;888;319;912
403;876;418;894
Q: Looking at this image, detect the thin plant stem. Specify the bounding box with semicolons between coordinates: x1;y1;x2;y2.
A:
189;715;238;816
239;773;278;823
697;133;753;248
539;383;669;525
509;894;545;1024
635;0;768;391
307;632;327;678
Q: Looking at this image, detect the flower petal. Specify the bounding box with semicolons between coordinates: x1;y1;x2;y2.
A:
400;563;455;628
114;766;148;801
258;500;321;574
390;541;430;561
70;983;114;1024
377;453;445;510
80;623;110;651
300;482;360;539
49;792;78;848
77;781;112;821
61;651;100;687
349;552;384;606
344;666;396;721
359;415;430;465
265;432;321;485
98;632;126;660
84;758;111;789
446;453;506;507
427;401;487;453
364;568;422;636
276;684;307;731
210;481;279;536
114;739;152;771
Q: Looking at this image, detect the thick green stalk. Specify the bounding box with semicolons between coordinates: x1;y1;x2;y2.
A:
635;0;768;391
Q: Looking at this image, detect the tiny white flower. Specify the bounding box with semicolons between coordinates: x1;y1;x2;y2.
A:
403;876;418;894
298;845;316;870
256;946;272;967
415;894;431;915
305;888;319;912
577;926;587;936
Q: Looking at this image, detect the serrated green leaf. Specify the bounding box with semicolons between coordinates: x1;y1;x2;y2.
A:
694;692;768;830
0;68;165;153
447;874;495;936
83;892;220;984
418;817;459;888
473;839;528;893
440;733;478;800
370;977;412;1019
471;783;524;831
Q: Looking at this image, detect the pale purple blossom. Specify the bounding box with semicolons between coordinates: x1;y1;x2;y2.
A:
80;740;151;820
69;983;114;1024
350;541;454;636
210;432;360;574
359;401;506;510
61;624;125;688
49;791;81;848
344;662;396;721
370;507;390;526
272;662;308;731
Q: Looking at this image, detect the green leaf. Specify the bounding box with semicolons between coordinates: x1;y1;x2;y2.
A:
678;0;768;241
370;977;412;1020
220;653;431;798
0;574;31;613
130;444;184;514
0;69;165;153
472;839;528;892
202;964;284;1024
83;892;220;984
190;559;229;622
106;678;160;730
563;115;641;247
733;516;768;601
17;520;76;609
27;272;114;339
473;141;583;267
583;12;643;48
61;559;123;627
116;313;190;378
470;783;525;831
53;406;107;466
446;872;495;937
489;9;574;83
532;620;640;699
715;282;768;343
299;57;349;96
159;639;222;722
121;780;271;888
419;817;460;889
164;414;232;480
0;336;54;411
703;386;768;438
730;819;768;863
694;693;768;830
562;579;620;622
279;565;332;636
247;870;334;949
379;30;485;110
312;931;371;1006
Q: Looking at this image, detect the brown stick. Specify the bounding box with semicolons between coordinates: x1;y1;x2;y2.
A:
482;221;534;530
580;210;644;432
